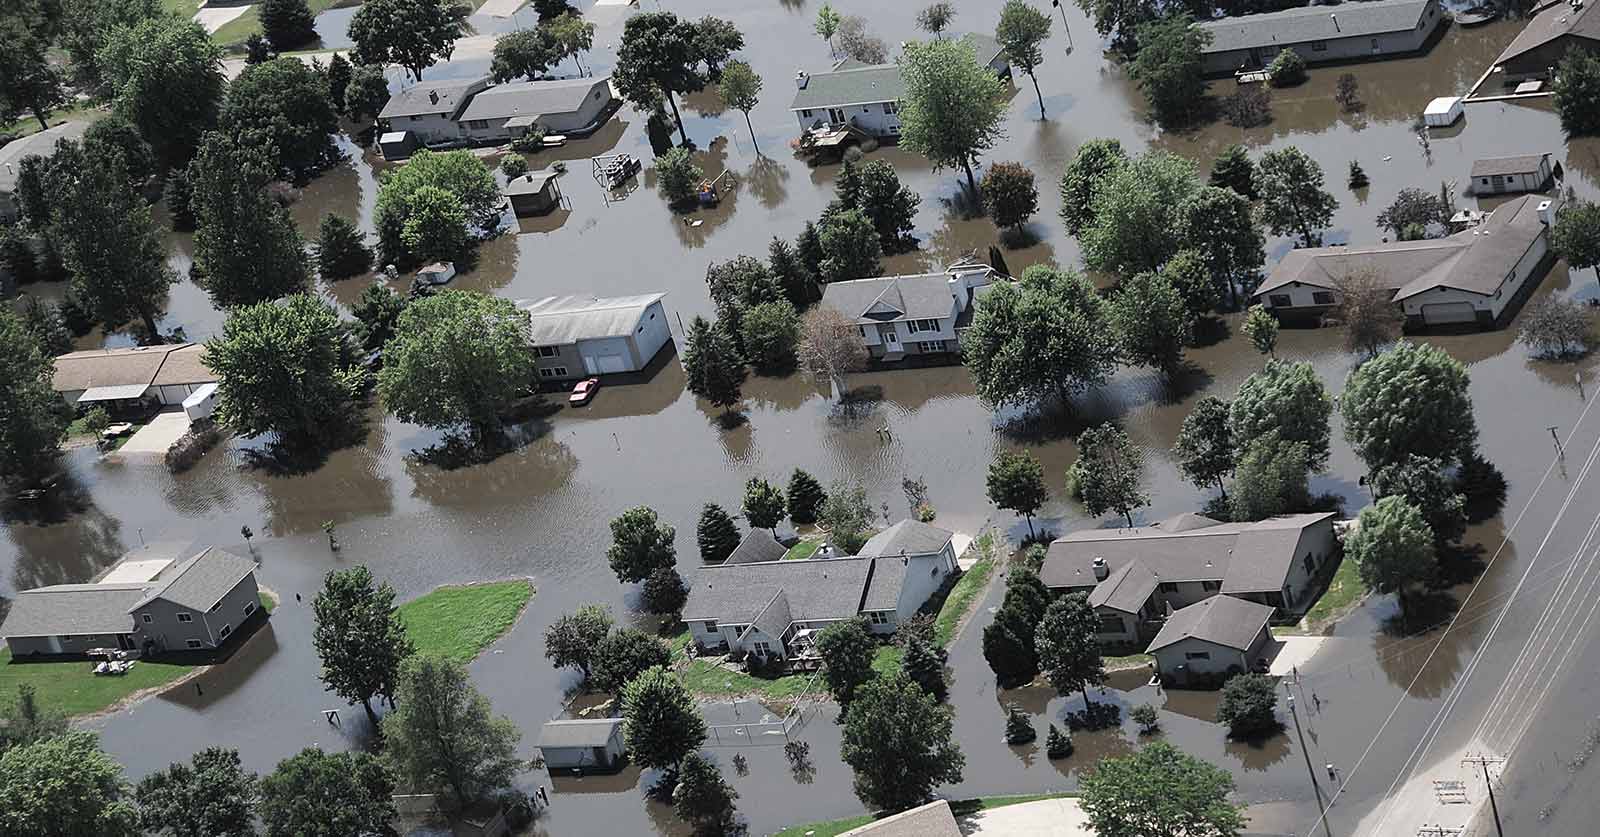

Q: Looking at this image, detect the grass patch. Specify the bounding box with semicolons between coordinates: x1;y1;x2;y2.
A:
4;104;109;137
259;590;276;613
1303;555;1363;629
871;644;902;677
396;580;533;664
783;540;820;561
933;533;997;647
1105;652;1153;671
670;634;813;699
0;648;194;718
773;792;1077;837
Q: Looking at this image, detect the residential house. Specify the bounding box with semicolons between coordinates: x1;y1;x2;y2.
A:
1470;153;1554;195
1039;512;1336;648
961;32;1013;77
503;170;563;216
788;35;1008;138
840;800;963;837
1253;194;1558;328
681;520;958;663
1196;0;1444;76
724;529;788;564
456;77;615;143
537;718;626;772
819;262;1003;361
1147;595;1276;685
1492;0;1600;82
378;76;489;145
52;344;218;412
2;547;261;657
515;293;672;381
0;121;90;223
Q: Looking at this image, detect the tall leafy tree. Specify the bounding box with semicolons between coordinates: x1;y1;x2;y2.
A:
0;730;139;837
917;1;956;37
898;37;1007;193
373;149;501;267
259;748;397;837
0;12;68;131
1208;144;1256;199
1035;593;1106;707
382;655;522;809
740;300;801;373
1229;432;1310;522
1172;396;1235;498
1372;455;1467;546
1217;673;1280;739
189;133;311;308
607;506;677;583
490;27;557;83
349;0;469;81
1128;16;1210;129
260;0;318;51
352;283;408;351
1257;147;1339;247
84;114;157;187
1341;341;1476;471
1241;305;1278;356
1336;270;1405;358
377;290;534;444
590;627;673;690
833;160;919;252
312;566;414;726
982;161;1039;233
0;310;68;490
1073;423;1148;527
817;617;877;711
1552;200;1600;278
1554;47;1600;137
1109;271;1194;376
1081;150;1199;276
317;214;373;279
543;13;596;75
697;503;741;563
840;674;965;812
135;748;257;837
1159;249;1220;318
1347;496;1437;610
674;753;740;835
1178;186;1264;309
815;2;842;54
100;16;225;168
719;59;763;153
621;666;707;776
681;316;747;417
1076;0;1162;52
60;0;163;95
995;0;1052;119
1230;359;1332;470
1079;742;1246;837
742;476;787;532
818;208;883;282
0;684;66;754
961;264;1118;408
613;12;707;145
799;305;869;396
345;62;392;123
987;450;1048;538
1059;138;1127;236
221;56;340;181
543;604;614;679
787;469;827;526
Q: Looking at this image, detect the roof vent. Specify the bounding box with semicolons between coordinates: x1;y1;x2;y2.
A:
1092;557;1109;581
428;90;439;105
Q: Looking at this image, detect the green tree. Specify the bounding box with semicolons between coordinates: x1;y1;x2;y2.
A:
349;0;469;81
1128;16;1210;129
345;62;392;123
1005;707;1037;744
719;59;763;153
1554;47;1600;136
0;13;68;132
674;752;740;835
621;666;707;775
591;627;673;691
261;0;318;51
1457;452;1509;524
1075;0;1161;52
818;479;874;552
816;617;877;710
1209;144;1256;199
903;634;948;701
706;256;782;345
165;166;198;232
1372;455;1467;546
1130;703;1160;735
818;207;883;282
59;0;163;95
0;310;67;490
84;114;157;186
206;294;364;445
1082;150;1199;276
1341;341;1476;470
1110;270;1194;376
490;27;557;83
655;146;703;206
768;237;817;307
382;655;522;810
377;290;533;443
1035;593;1105;707
312;565;414;726
1080;741;1245;837
373;149;500;267
1073;423;1148;527
614;12;707;145
326;53;353;113
681;316;747;416
816;3;842;53
0;684;66;754
1242;305;1278;355
1179;186;1264;309
0;730;139;837
1046;724;1074;758
189;133;311;308
135;748;257;837
245;34;274;65
317;214;372;279
898;37;1007;193
100;16;225;168
400;185;470;266
740;300;801;373
1173;396;1235;498
1229;431;1310;521
1347;496;1437;608
982;161;1039;233
834;160;919;252
962;264;1118;408
1230;358;1331;470
742;476;787;532
697;503;741;563
644;565;689;615
543;605;614;679
1552;200;1600;277
996;0;1052;119
543;13;595;75
1060;138;1126;236
351;282;408;351
1519;296;1596;359
987;450;1049;538
1159;249;1220;319
259;748;397;837
1258;147;1339;247
607;506;677;584
982;569;1050;687
223;56;340;180
1217;673;1279;738
1267;48;1307;86
918;1;956;37
1376;187;1450;240
19;297;71;360
787;469;827;526
795;220;825;279
840;674;965;812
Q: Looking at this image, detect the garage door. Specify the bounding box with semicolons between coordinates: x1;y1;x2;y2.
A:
1422;302;1478;325
585;353;628;374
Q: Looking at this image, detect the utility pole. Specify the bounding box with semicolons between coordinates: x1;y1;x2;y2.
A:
1050;0;1073;51
1549;425;1566;458
1461;754;1507;837
1287;692;1334;837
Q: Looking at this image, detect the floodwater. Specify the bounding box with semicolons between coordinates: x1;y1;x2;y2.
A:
9;0;1600;834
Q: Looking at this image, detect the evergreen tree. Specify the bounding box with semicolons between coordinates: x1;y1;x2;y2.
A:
681;316;747;418
1208;144;1256;199
1005;707;1037;744
903;634;948;701
982;570;1051;687
795;221;825;282
163;167;196;232
787;468;827;526
768;236;817;307
697;503;741;563
261;0;318;52
326;53;353;114
316;214;373;279
1046;724;1073;758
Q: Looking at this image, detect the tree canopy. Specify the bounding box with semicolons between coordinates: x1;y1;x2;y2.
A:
0;310;68;490
1372;454;1467;546
135;748;257;837
897;37;1007;193
1109;270;1194;375
1173;396;1236;497
1060;138;1127;236
543;604;614;679
817;479;874;553
373;150;501;268
742;476;787;531
987;450;1049;537
719;59;763;151
491;28;557;83
382;655;522;809
1257;147;1339;247
100;16;224;167
621;666;707;773
1079;741;1245;837
259;748;397;837
261;0;318;51
189;133;311;308
613;12;722;145
983;569;1051;687
996;0;1052;118
961;264;1118;408
674;752;740;835
1230;358;1332;470
590;628;673;691
349;0;469;81
788;469;827;525
817;617;878;710
982;161;1039;232
1552;200;1600;276
1216;673;1279;739
1347;496;1437;605
222;56;340;180
1035;593;1106;705
1081;150;1199;276
1178;186;1264;309
1209;144;1256;198
818;207;883;282
0;730;139;837
1341;341;1476;470
607;506;677;584
312;565;415;726
840;674;965;812
1229;431;1311;521
1073;423;1149;527
832;159;919;253
682;316;747;416
1128;16;1210;130
1554;46;1600;137
697;503;741;563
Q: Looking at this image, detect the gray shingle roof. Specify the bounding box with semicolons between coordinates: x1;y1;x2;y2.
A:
821;273;958;324
501;170;560;196
515;294;665;346
131;548;256;613
1146;595;1275;653
0;122;89;195
1495;0;1600;65
840;800;963;837
1087;562;1160;614
537;718;622;748
2;584;150;638
1197;0;1432;54
379;76;487;119
458;77;610;123
861;558;906;611
682;558;873;624
790;64;905;111
1470;153;1550;178
725;529;788;565
857;519;953;559
740;589;793;642
961;32;1006;67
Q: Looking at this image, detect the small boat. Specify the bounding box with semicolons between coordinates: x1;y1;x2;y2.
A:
1454;6;1501;26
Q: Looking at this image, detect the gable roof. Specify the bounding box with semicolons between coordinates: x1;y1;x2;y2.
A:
791;64;905;111
1146;595;1275;653
130;547;256;613
1197;0;1434;54
961;32;1006;66
501;170;560;196
856;519;954;559
1470;153;1550;178
150;344;218;387
537;718;622;748
379;76;487;120
861;557;907;611
740;589;793;642
1087;561;1161;614
458;77;610;123
1495;0;1600;65
515;293;665;346
0;122;90;195
52;343;215;394
821;273;959;324
1;583;151;638
1392;195;1549;300
682;557;874;624
725;529;788;565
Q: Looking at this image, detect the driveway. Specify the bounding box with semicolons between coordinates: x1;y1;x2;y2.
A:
960;798;1095;836
116;411;190;456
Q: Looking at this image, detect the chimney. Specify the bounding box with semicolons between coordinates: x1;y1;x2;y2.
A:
1538;199;1556;227
1092;556;1109;581
525;173;534;182
428;90;439;105
795;70;809;90
1330;12;1340;32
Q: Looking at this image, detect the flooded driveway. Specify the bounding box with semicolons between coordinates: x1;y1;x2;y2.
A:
9;1;1600;835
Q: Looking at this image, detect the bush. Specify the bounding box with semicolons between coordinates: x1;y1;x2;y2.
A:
1130;703;1160;735
1217;673;1280;739
1004;708;1036;744
655;147;702;207
915;503;937;522
1267;49;1307;87
1221;86;1271;128
1348;160;1369;189
165;422;222;473
1519;296;1595;359
1045;724;1073;759
1064;701;1121;732
500;156;529;178
510;127;548;153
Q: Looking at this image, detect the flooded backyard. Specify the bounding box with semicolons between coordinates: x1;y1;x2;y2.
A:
11;0;1600;834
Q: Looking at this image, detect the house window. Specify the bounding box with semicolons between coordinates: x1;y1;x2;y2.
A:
884;331;897;344
1185;651;1211;661
537;346;559;357
219;624;232;639
1313;291;1336;305
62;635;74;643
141;613;153;624
703;620;719;633
907;320;922;334
1202;580;1221;592
244;601;257;617
177;613;193;623
1269;294;1293;307
186;639;203;649
1370;38;1379;50
753;641;772;656
801;109;813;118
914;318;938;331
1312;41;1327;51
884;101;899;115
918;341;945;353
867;610;890;625
1159;582;1179;593
1304;553;1316;574
551;366;567;377
1098;614;1124;633
468;119;489;129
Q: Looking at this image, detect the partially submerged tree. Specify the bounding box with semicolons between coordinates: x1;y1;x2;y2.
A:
382;655;523;810
839;674;965;813
1554;46;1600;137
1059;138;1127;236
607;506;677;584
961;265;1118;408
613;12;711;145
352;283;408;351
815;2;842;55
673;753;740;836
1242;305;1279;356
655;147;703;207
987;450;1049;538
590;628;673;690
0;730;140;837
544;604;614;680
787;469;827;526
1072;423;1148;527
898;37;1007;193
1229;431;1311;522
621;666;707;778
1178;186;1264;309
1208;144;1256;199
1128;16;1210;130
1080;150;1200;276
1347;496;1437;610
982;162;1039;234
312;565;415;726
1035;593;1106;707
1372;455;1467;547
1341;341;1476;470
995;0;1052;118
1079;742;1246;837
100;16;225;168
490;28;557;83
817;479;874;553
1376;187;1450;240
259;748;397;837
682;316;747;417
798;305;869;396
373;149;501;268
1335;269;1405;358
983;568;1051;687
316;214;373;280
742;476;787;532
1266;48;1306;87
832;159;919;252
0;310;68;490
349;0;469;81
1230;358;1332;470
1217;674;1280;739
818;207;883;282
1257;147;1339;248
1109;270;1194;377
189;133;311;307
1552;200;1600;278
719;60;764;153
1519;296;1596;359
1173;396;1236;499
223;55;340;180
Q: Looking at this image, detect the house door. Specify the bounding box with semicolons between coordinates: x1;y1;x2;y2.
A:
117;634;136;651
827;107;846;124
878;326;898;350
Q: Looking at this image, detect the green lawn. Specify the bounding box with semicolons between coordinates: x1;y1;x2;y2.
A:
1105;652;1153;671
1303;555;1363;630
772;792;1077;837
396;580;534;664
783;540;820;561
933;533;996;646
0;648;194;718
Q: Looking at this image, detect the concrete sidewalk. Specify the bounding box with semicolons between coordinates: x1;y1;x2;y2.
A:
193;3;250;34
959;798;1094;836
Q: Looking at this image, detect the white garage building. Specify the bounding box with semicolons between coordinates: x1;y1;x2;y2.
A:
516;293;672;381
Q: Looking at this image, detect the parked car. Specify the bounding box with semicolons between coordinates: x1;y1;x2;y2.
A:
569;378;600;406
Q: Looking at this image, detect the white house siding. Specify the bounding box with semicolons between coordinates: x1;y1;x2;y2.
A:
1258;281;1343;316
1283;520;1335;607
793;101;901;137
390;112;462;144
1200;1;1441;76
1153;637;1250;678
157;383;207;406
460;85;613;142
630;301;672;367
895;551;957;622
859;312;960;358
1156;580;1221;611
578;336;634;376
1398;229;1544;327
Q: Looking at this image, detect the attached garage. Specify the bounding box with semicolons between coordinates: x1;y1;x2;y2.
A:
1421;301;1479;325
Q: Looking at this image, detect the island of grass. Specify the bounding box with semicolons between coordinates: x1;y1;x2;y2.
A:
396;579;534;663
0;591;277;718
772;792;1077;837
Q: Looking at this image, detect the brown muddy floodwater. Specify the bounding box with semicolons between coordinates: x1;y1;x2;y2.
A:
10;1;1600;834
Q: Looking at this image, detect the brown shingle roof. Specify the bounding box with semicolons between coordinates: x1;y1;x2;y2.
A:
1494;0;1600;65
1146;594;1275;653
150;344;218;387
51;343;216;393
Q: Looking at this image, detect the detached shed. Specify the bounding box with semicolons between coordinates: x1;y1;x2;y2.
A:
1423;96;1463;127
503;170;563;216
1471;153;1553;195
538;718;625;772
